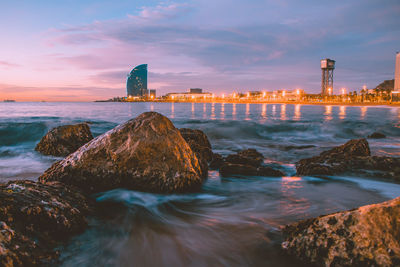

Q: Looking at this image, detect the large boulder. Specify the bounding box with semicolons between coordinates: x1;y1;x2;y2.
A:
0;180;90;266
35;123;93;156
296;138;400;179
179;128;212;177
39;112;204;194
282;197;400;266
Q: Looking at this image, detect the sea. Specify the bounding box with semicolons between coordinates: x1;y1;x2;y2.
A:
1;102;400;266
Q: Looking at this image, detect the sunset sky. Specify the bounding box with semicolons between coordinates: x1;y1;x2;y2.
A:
0;0;399;101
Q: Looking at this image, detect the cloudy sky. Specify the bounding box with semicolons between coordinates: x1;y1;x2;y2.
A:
0;0;399;101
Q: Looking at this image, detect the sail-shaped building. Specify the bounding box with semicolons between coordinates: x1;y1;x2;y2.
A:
127;64;148;97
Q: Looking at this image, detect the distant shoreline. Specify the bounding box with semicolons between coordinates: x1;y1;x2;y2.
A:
121;100;400;107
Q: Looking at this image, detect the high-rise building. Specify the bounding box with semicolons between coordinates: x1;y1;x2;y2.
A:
127;64;148;97
395;52;400;90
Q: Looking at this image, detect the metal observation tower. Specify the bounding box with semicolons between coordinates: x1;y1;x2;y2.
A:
321;58;335;95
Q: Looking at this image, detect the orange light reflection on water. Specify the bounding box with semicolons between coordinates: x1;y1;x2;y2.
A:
339;106;346;120
324;105;332;121
294;104;301;120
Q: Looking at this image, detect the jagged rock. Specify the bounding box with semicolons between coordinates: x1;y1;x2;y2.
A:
219;163;284;177
296;138;400;179
35;123;93;156
368;132;386;139
179;128;212;177
209;153;224;170
282;197;400;267
39;112;204;194
0;180;90;266
296;139;371;176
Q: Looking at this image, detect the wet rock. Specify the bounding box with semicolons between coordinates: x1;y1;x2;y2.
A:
219;149;284;177
39;112;204;194
35;123;93;156
368;132;386;139
209;153;224;170
296;138;371;176
296;138;400;179
219;163;284;177
282;197;400;267
225;148;264;167
0;180;91;266
220;163;258;177
179;128;212;177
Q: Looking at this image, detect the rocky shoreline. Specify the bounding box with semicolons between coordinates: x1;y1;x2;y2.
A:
1;111;399;266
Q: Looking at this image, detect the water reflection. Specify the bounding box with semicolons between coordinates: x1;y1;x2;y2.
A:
203;103;207;119
232;103;237;120
272;105;276;117
294;104;301;120
171;103;175;118
221;103;225;120
324;105;332;121
360;106;367;119
261;103;267;119
280;177;310;215
339;106;346;120
280;104;287;120
211;102;216;120
191;103;195;119
245;103;250;120
150;103;154;112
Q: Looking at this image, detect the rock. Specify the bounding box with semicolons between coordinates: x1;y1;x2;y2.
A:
209;153;224;170
368;132;386;139
220;163;258;177
179;128;212;177
282;197;400;267
220;163;284;177
257;166;285;177
296;138;371;176
39;112;204;194
219;149;284;177
225;148;264;167
0;180;91;266
296;138;400;179
35;123;93;156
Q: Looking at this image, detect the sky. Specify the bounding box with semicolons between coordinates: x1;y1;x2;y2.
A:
0;0;399;101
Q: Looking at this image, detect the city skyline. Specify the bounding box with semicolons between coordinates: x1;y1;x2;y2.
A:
0;0;399;101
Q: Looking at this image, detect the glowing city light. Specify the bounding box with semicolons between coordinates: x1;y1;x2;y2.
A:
233;93;236;98
171;95;175;100
328;88;332;95
150;95;154;99
191;95;195;99
247;92;250;98
341;88;346;95
282;90;286;97
262;92;266;97
222;93;225;98
296;89;300;95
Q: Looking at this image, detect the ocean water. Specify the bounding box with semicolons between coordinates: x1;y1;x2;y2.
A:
1;102;400;266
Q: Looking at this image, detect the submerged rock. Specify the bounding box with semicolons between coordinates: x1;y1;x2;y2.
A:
219;149;284;177
0;180;90;266
35;123;93;156
179;128;212;177
296;138;400;179
282;197;400;267
368;132;386;139
39;112;204;194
